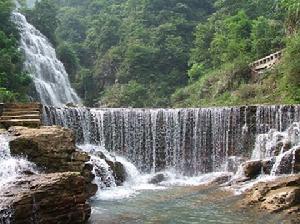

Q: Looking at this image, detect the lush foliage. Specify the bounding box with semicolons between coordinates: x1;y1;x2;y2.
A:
23;0;300;107
24;0;214;106
173;0;299;107
0;0;31;102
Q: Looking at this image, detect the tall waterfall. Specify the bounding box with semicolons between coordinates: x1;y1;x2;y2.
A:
11;12;81;107
43;105;300;175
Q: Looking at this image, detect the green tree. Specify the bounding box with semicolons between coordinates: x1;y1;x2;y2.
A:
0;0;31;102
280;0;300;34
281;32;300;102
251;17;284;58
25;0;58;44
56;43;79;82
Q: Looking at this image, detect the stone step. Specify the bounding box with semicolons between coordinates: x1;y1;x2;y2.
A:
0;119;41;128
0;115;41;120
4;108;40;112
4;103;41;110
2;111;40;116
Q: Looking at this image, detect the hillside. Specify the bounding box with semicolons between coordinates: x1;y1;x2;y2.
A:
0;0;31;102
0;0;299;107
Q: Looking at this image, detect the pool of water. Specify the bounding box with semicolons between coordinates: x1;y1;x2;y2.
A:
89;186;284;224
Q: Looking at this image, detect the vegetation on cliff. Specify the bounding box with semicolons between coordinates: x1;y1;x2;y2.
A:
172;0;300;107
0;0;299;107
0;0;31;102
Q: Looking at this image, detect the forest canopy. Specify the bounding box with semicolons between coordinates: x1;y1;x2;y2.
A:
0;0;299;107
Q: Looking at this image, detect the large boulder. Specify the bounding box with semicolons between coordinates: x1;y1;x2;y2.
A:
93;152;127;187
0;173;91;224
8;126;97;197
149;173;167;184
9;126;88;173
261;187;300;212
241;160;262;179
275;146;300;175
109;161;127;186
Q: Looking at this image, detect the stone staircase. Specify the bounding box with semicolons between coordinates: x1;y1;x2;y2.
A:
0;103;42;128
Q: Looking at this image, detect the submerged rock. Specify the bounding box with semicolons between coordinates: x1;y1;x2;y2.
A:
0;172;91;224
149;173;167;184
211;173;233;185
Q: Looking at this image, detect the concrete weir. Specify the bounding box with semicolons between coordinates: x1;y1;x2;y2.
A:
43;105;300;175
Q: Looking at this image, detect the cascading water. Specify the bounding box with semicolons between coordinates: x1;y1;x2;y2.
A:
43;107;244;175
0;134;37;189
0;133;37;223
43;105;300;176
11;12;81;107
41;105;300;223
252;122;300;175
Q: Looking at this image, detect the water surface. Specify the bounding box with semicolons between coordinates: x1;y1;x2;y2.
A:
89;186;283;224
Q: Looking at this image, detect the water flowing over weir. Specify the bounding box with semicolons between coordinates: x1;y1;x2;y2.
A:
11;12;81;107
43;105;300;175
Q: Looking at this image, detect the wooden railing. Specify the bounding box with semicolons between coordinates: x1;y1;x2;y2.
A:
250;50;283;75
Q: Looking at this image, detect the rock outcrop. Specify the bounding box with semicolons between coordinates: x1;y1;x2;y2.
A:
1;126;98;223
242;174;300;219
94;151;127;187
8;126;97;197
0;173;90;224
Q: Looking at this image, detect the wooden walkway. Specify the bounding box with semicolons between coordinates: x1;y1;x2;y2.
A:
0;103;42;128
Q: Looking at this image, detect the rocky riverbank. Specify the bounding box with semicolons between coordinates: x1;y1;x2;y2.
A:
241;174;300;223
0;126;97;223
0;173;90;224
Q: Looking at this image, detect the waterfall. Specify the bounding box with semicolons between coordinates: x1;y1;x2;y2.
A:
252;122;300;175
0;134;37;190
43;107;244;174
11;12;81;107
43;105;300;175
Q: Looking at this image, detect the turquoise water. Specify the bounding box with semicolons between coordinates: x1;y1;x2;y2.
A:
89;186;283;224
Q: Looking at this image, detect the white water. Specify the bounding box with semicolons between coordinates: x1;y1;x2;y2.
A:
44;107;245;174
252;122;300;175
0;134;37;190
78;144;232;201
42;106;300;199
228;122;300;194
11;12;81;107
81;122;300;201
